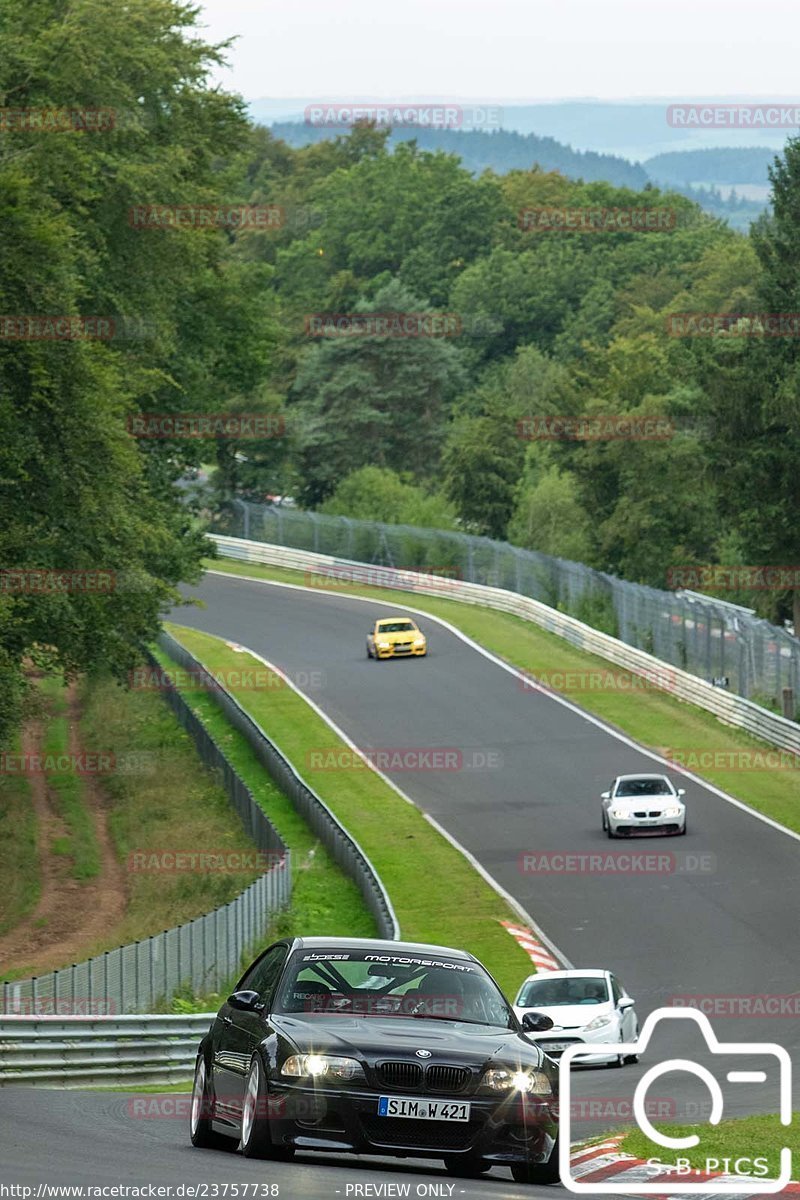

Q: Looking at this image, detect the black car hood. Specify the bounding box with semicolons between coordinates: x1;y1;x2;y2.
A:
270;1014;545;1068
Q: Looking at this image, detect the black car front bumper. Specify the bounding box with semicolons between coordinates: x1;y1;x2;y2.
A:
264;1083;558;1164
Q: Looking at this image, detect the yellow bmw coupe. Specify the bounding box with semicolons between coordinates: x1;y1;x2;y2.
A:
366;616;427;660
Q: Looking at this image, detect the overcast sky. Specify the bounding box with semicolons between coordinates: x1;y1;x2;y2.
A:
196;0;797;101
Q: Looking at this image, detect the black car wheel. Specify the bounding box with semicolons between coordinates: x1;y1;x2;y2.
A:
240;1055;295;1160
443;1156;490;1177
189;1055;233;1150
510;1135;561;1185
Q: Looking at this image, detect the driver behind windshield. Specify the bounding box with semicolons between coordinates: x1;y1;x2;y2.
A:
276;952;513;1027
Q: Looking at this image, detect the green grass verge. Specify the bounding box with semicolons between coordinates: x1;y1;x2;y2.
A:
150;644;377;945
0;737;38;938
204;557;800;835
620;1113;799;1179
38;676;100;882
165;622;535;997
77;673;266;952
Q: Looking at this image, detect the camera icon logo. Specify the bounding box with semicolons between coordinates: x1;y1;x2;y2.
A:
558;1007;792;1193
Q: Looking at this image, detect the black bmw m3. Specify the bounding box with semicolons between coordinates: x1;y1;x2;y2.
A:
190;936;560;1184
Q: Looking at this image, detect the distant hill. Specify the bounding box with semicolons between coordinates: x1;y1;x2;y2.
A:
248;97;796;158
268;122;650;189
645;146;779;185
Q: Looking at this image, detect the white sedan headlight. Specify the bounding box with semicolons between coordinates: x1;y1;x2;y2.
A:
611;807;628;819
481;1067;552;1095
281;1054;364;1082
662;806;683;817
584;1013;613;1032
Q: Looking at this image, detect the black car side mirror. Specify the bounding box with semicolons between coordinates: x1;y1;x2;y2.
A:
228;989;265;1013
521;1011;555;1032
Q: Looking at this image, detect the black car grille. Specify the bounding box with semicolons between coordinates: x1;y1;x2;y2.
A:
633;810;662;818
377;1061;423;1090
426;1065;470;1093
361;1116;477;1151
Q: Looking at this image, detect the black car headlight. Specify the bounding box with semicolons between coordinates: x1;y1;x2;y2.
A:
480;1066;553;1095
281;1054;365;1083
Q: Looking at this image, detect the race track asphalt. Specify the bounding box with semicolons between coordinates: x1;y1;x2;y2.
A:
173;573;799;1102
4;569;795;1192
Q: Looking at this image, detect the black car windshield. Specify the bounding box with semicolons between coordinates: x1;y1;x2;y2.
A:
615;778;673;797
275;950;514;1027
377;621;415;633
517;977;609;1007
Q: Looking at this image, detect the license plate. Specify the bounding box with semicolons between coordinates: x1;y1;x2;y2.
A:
638;818;659;824
377;1096;470;1121
543;1042;574;1051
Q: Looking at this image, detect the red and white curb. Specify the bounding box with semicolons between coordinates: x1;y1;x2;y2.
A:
568;1137;800;1197
501;919;560;971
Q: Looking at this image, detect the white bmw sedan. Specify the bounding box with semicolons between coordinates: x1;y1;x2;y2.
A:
601;773;686;837
512;969;638;1066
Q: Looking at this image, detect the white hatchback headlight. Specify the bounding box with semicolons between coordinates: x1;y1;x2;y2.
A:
281;1054;364;1082
584;1013;613;1032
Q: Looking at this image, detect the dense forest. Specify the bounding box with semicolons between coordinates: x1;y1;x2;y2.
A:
271;123;766;229
3;0;800;741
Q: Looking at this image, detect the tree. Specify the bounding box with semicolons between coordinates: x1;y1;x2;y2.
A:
0;0;260;738
291;280;466;505
508;467;594;561
320;467;457;527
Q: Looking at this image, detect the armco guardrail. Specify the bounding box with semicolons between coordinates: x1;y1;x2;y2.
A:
0;1014;212;1087
3;655;292;1016
159;631;400;941
210;535;800;758
215;500;800;710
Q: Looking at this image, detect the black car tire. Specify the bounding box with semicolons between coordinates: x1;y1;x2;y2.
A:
240;1055;295;1160
190;1055;233;1150
443;1156;490;1177
511;1136;561;1185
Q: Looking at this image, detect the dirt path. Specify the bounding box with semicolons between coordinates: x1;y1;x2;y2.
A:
0;683;128;976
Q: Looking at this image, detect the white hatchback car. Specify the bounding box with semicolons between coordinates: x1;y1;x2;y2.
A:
513;969;638;1066
601;773;686;837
